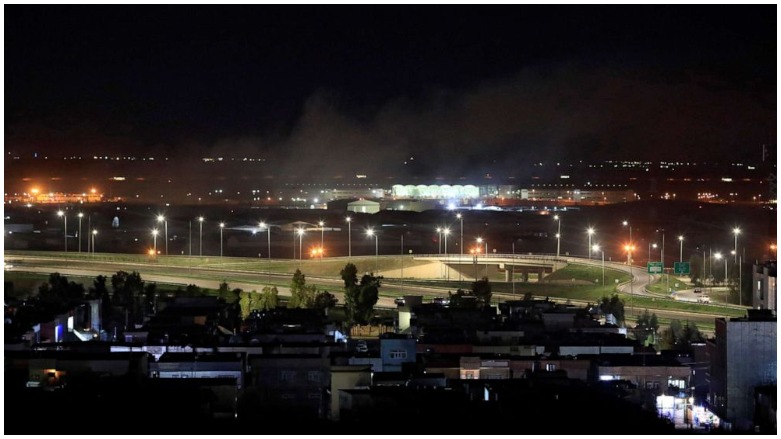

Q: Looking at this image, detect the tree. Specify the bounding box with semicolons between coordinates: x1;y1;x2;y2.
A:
184;284;204;297
688;254;704;286
660;319;703;350
143;283;157;315
239;290;256;319
340;263;358;289
289;269;316;308
111;271;144;305
87;275;109;300
313;290;338;312
258;286;279;310
341;263;380;326
599;295;625;325
633;309;659;346
471;277;492;306
37;272;85;309
216;280;241;304
89;275;112;326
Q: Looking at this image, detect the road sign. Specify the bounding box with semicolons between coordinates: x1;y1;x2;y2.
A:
647;262;663;274
674;261;690;275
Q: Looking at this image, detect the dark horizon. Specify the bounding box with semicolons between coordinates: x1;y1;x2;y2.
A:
4;4;776;181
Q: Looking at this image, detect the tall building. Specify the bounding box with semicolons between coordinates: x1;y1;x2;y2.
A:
752;261;777;310
708;309;777;431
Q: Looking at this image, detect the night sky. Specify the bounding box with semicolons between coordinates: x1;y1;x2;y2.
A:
4;5;777;178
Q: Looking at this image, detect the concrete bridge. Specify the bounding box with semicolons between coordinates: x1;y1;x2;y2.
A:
385;253;569;281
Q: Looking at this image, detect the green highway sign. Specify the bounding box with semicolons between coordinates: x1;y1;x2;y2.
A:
647;262;663;274
674;261;690;275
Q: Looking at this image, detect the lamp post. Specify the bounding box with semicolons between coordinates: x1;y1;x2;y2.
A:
625;243;635;310
587;227;595;259
319;220;325;256
714;252;727;286
198;217;204;257
78;213;84;252
91;229;97;254
297;227;305;262
648;243;657;263
57;210;67;252
401;234;404;295
732;227;740;263
157;215;168;255
593;244;605;285
738;253;742;306
471;248;479;281
219;222;225;262
367;228;378;274
87;214;91;253
259;222;271;260
346;217;352;259
152;229;159;254
260;221;272;285
457;213;463;281
678;235;684;263
622;220;631;263
443;228;450;281
436;227;442;255
554;214;562;259
477;237;488;277
511;241;516;294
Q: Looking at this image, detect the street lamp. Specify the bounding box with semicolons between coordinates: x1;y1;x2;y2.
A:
297;227;305;262
443;227;451;281
157;215;168;255
678;235;684;263
436;227;442;254
592;244;605;285
586;227;595;259
366;228;378;273
714;252;726;285
57;210;67;252
732;227;741;263
319;220;325;255
622;220;632;262
198;216;204;257
219;222;225;261
477;237;488;277
470;247;479;281
625;243;635;309
554;214;562;259
457;213;463;281
346;217;352;258
648;243;657;263
91;229;97;254
259;222;271;260
78;213;84;252
152;229;159;254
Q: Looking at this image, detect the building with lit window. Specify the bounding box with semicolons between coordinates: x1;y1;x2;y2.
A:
752;261;777;310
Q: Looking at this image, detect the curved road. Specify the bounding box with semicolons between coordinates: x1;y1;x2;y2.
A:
6;253;744;326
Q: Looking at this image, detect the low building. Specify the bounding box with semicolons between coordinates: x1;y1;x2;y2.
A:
346;199;380;214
